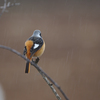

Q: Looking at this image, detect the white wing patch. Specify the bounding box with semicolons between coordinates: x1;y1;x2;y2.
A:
34;44;39;49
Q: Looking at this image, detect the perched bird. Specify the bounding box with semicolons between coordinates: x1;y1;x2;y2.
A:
23;30;45;73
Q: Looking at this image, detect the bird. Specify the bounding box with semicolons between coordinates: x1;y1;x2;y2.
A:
23;30;45;73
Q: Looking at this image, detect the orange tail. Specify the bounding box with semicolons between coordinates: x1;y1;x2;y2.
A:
25;61;30;73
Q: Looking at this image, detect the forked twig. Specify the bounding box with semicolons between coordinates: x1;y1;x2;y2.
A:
0;45;69;100
0;0;20;17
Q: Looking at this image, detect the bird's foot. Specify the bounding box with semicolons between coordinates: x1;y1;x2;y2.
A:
35;57;40;64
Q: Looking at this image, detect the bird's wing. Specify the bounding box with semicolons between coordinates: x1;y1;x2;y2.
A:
29;37;43;58
23;46;27;55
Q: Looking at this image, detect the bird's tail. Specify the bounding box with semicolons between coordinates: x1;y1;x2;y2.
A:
25;61;30;73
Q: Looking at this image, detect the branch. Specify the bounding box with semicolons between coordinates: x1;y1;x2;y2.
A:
0;0;6;17
39;70;61;100
0;0;20;17
0;45;69;100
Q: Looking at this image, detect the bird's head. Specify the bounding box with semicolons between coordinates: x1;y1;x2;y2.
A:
32;30;42;38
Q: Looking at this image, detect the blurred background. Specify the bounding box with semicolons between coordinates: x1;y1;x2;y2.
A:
0;0;100;100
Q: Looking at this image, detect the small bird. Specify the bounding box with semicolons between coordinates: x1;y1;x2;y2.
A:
23;30;45;73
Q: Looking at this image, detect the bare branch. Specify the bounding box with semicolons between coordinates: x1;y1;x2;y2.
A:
0;0;20;17
0;45;69;100
39;70;61;100
0;0;6;17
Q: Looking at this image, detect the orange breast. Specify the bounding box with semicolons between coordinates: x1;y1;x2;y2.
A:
25;40;33;59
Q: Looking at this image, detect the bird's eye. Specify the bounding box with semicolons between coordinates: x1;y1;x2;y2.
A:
40;33;41;36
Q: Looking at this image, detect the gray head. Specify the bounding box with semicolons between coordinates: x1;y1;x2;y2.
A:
32;30;42;38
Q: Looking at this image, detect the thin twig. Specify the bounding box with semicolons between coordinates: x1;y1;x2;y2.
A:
0;0;20;17
0;45;69;100
0;0;6;17
39;70;61;100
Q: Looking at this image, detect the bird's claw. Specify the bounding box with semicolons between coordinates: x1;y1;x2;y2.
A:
35;57;40;64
